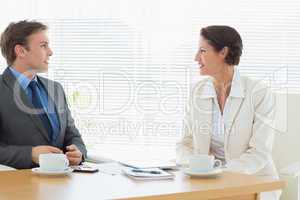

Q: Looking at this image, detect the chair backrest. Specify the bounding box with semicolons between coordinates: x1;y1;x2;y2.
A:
271;93;300;200
272;93;300;170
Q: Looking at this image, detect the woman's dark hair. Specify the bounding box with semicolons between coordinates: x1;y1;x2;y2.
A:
201;25;243;65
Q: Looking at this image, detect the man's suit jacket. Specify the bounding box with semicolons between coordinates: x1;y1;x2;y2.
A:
176;70;278;180
0;68;87;169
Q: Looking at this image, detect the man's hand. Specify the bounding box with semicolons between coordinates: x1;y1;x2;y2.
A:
32;145;63;164
65;144;82;166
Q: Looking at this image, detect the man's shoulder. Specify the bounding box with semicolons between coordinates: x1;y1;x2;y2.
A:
0;73;8;88
38;75;55;83
0;74;3;82
37;76;63;88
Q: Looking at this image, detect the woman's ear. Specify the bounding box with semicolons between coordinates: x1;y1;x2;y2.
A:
220;46;229;59
14;44;27;59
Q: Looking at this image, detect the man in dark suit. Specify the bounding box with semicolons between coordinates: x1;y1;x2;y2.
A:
0;20;87;169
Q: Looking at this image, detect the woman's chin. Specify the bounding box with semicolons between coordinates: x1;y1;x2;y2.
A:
199;68;207;76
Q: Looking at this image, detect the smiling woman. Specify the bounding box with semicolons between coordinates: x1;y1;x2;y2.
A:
196;26;243;76
194;26;243;112
177;25;281;200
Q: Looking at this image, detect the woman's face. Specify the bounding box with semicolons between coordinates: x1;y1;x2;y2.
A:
194;37;226;76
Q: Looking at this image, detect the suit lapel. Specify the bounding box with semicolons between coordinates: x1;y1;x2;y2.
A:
224;69;246;145
195;98;213;154
2;68;50;141
192;78;214;154
194;69;246;153
225;97;244;135
195;78;245;153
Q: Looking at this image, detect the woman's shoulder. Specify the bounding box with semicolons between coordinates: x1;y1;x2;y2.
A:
240;75;271;94
240;75;274;108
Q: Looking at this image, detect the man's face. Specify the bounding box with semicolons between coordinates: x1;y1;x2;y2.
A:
23;30;53;73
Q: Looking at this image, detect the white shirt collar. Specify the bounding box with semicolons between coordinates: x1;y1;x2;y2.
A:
199;67;245;99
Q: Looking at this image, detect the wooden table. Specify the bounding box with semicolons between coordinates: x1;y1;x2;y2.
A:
0;169;284;200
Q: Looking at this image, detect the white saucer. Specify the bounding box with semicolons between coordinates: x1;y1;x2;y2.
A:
183;168;222;178
32;167;73;176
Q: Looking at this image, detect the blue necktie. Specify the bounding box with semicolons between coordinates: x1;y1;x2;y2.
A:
29;80;53;141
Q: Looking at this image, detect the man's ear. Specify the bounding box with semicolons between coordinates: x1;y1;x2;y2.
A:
14;44;27;59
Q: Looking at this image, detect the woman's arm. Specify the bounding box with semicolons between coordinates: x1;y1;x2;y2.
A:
176;99;194;166
226;82;276;174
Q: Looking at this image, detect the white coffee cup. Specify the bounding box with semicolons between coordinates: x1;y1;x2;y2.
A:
189;154;222;172
39;153;69;172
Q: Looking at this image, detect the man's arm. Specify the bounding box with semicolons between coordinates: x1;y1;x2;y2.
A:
58;83;87;163
0;143;62;169
0;142;33;169
31;146;63;164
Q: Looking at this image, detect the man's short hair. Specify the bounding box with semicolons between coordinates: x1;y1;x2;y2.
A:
0;20;48;66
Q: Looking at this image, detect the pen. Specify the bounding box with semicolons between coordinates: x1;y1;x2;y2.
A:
132;169;162;174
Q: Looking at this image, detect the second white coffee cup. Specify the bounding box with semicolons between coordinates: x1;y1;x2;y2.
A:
39;153;69;172
189;154;222;172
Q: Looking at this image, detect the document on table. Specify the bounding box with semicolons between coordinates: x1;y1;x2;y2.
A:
122;167;175;180
91;162;123;175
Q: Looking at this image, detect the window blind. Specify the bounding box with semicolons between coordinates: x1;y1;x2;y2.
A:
0;0;299;157
45;19;188;151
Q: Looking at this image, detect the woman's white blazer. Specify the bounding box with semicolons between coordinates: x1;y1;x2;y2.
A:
176;72;279;180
